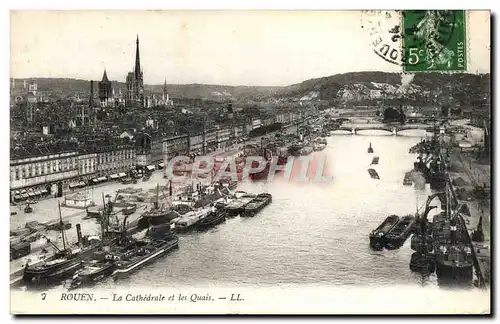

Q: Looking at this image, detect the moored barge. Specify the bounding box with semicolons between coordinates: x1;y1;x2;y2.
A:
113;234;179;279
384;215;415;250
225;192;257;216
69;259;116;289
241;193;272;217
369;215;399;251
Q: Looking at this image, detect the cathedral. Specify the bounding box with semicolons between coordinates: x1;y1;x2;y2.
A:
125;35;145;107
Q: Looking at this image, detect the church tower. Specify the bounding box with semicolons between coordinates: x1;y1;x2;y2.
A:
126;35;144;107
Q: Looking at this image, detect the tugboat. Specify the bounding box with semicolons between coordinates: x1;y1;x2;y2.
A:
384;215;416;250
369;215;399;250
241;193;272;217
367;168;380;179
367;143;374;153
23;202;89;285
23;250;85;285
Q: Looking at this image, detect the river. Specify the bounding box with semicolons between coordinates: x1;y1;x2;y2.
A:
84;131;443;289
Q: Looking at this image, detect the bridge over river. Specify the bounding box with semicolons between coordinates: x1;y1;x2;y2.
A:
331;123;453;136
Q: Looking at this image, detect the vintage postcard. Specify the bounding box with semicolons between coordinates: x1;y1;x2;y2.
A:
9;10;491;314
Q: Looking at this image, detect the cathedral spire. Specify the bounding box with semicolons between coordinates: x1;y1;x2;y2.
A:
101;69;109;82
162;78;167;101
135;34;141;80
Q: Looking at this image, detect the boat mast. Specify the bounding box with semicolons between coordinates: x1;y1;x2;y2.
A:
446;182;458;247
58;201;67;251
154;184;159;209
101;193;107;241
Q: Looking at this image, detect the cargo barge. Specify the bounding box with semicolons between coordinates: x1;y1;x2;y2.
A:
369;215;399;251
241;193;272;217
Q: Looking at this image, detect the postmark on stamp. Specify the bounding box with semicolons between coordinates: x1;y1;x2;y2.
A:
361;10;467;72
361;10;403;66
402;10;467;72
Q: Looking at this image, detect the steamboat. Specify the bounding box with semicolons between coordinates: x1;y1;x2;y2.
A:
23;202;98;285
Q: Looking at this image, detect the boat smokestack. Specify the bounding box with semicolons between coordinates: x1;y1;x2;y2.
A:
76;223;82;246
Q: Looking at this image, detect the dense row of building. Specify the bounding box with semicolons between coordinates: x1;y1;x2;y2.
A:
9;110;305;201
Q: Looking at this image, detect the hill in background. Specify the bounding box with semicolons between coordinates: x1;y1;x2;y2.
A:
12;71;490;107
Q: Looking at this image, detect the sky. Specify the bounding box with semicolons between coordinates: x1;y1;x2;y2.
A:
10;10;490;86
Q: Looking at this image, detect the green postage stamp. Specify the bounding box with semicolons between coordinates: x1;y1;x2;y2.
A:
402;10;467;72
